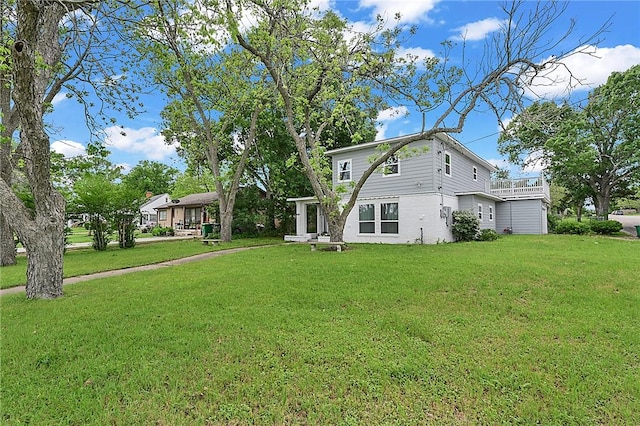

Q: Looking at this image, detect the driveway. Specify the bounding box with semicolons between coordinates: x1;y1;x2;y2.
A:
611;214;640;236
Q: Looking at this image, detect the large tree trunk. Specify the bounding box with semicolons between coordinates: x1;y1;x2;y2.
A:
0;215;17;266
219;208;233;242
23;196;65;299
6;0;72;298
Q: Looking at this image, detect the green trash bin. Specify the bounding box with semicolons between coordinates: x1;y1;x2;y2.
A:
635;225;640;238
202;223;213;237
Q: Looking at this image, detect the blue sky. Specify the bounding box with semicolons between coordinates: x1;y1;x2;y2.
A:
49;0;640;177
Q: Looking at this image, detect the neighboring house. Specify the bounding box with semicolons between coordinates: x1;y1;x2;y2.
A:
286;133;550;244
155;192;218;234
139;193;170;228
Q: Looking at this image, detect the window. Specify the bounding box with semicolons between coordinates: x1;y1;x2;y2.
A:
477;204;483;220
444;152;451;176
158;210;167;221
381;203;399;234
383;155;399;176
185;207;202;228
337;159;352;182
473;166;477;181
359;204;375;233
489;206;494;221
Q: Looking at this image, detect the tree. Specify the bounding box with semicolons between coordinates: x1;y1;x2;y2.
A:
71;174;115;251
122;160;178;196
499;65;640;219
0;0;144;297
133;0;266;242
222;0;604;242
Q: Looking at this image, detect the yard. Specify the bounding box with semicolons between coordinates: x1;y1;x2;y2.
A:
1;235;639;424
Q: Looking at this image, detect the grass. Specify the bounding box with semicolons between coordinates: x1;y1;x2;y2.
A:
1;235;639;424
0;237;282;289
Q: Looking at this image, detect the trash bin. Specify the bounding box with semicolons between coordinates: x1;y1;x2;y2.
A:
635;225;640;238
202;223;213;237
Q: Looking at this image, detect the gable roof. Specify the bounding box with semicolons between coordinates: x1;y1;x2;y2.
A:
325;132;497;172
140;193;168;209
156;192;218;209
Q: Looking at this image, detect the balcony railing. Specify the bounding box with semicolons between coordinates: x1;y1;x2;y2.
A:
490;176;550;200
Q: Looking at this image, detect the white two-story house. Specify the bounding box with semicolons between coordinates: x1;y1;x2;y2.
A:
286;132;550;244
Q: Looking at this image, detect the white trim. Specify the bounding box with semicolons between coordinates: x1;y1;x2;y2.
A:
337;158;352;182
473;166;477;181
444;151;452;177
382;154;400;177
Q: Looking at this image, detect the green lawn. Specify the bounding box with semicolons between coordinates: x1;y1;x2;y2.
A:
2;235;639;424
1;237;282;289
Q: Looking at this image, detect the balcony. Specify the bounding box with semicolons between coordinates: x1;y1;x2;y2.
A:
490;176;550;201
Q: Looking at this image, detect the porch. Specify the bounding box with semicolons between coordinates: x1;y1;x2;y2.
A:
283;197;329;242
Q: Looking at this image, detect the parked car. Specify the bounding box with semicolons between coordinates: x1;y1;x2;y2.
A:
611;210;623;215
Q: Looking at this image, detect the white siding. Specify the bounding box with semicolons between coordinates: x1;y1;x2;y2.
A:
342;193;459;244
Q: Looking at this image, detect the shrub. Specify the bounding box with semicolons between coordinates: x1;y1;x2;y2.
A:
151;226;174;237
555;220;590;235
476;229;500;241
589;220;623;235
451;210;480;242
547;214;561;233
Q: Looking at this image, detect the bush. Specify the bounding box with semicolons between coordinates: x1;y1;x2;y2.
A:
151;226;174;237
547;214;561;233
451;210;480;242
555;220;590;235
589;220;623;235
476;229;500;241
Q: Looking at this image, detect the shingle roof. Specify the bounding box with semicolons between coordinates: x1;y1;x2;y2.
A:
156;192;218;209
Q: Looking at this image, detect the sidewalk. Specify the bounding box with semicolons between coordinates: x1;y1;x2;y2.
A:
16;235;197;254
1;245;266;297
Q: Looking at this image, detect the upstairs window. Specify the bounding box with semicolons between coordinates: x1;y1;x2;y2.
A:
337;159;352;182
473;166;478;181
444;152;452;176
383;155;399;176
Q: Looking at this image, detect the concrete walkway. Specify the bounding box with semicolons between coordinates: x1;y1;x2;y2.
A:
1;245;267;297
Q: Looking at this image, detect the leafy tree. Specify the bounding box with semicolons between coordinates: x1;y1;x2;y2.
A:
171;167;216;198
122;160;178;197
0;0;144;298
133;0;267;242
499;65;640;219
223;0;605;242
71;175;115;251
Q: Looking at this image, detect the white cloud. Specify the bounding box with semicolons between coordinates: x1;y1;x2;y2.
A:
358;0;439;24
525;44;640;99
102;126;175;161
50;140;86;157
375;106;409;140
377;105;409;122
452;17;505;42
397;47;436;66
51;92;70;106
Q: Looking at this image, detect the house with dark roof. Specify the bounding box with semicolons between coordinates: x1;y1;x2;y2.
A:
155;192;218;234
